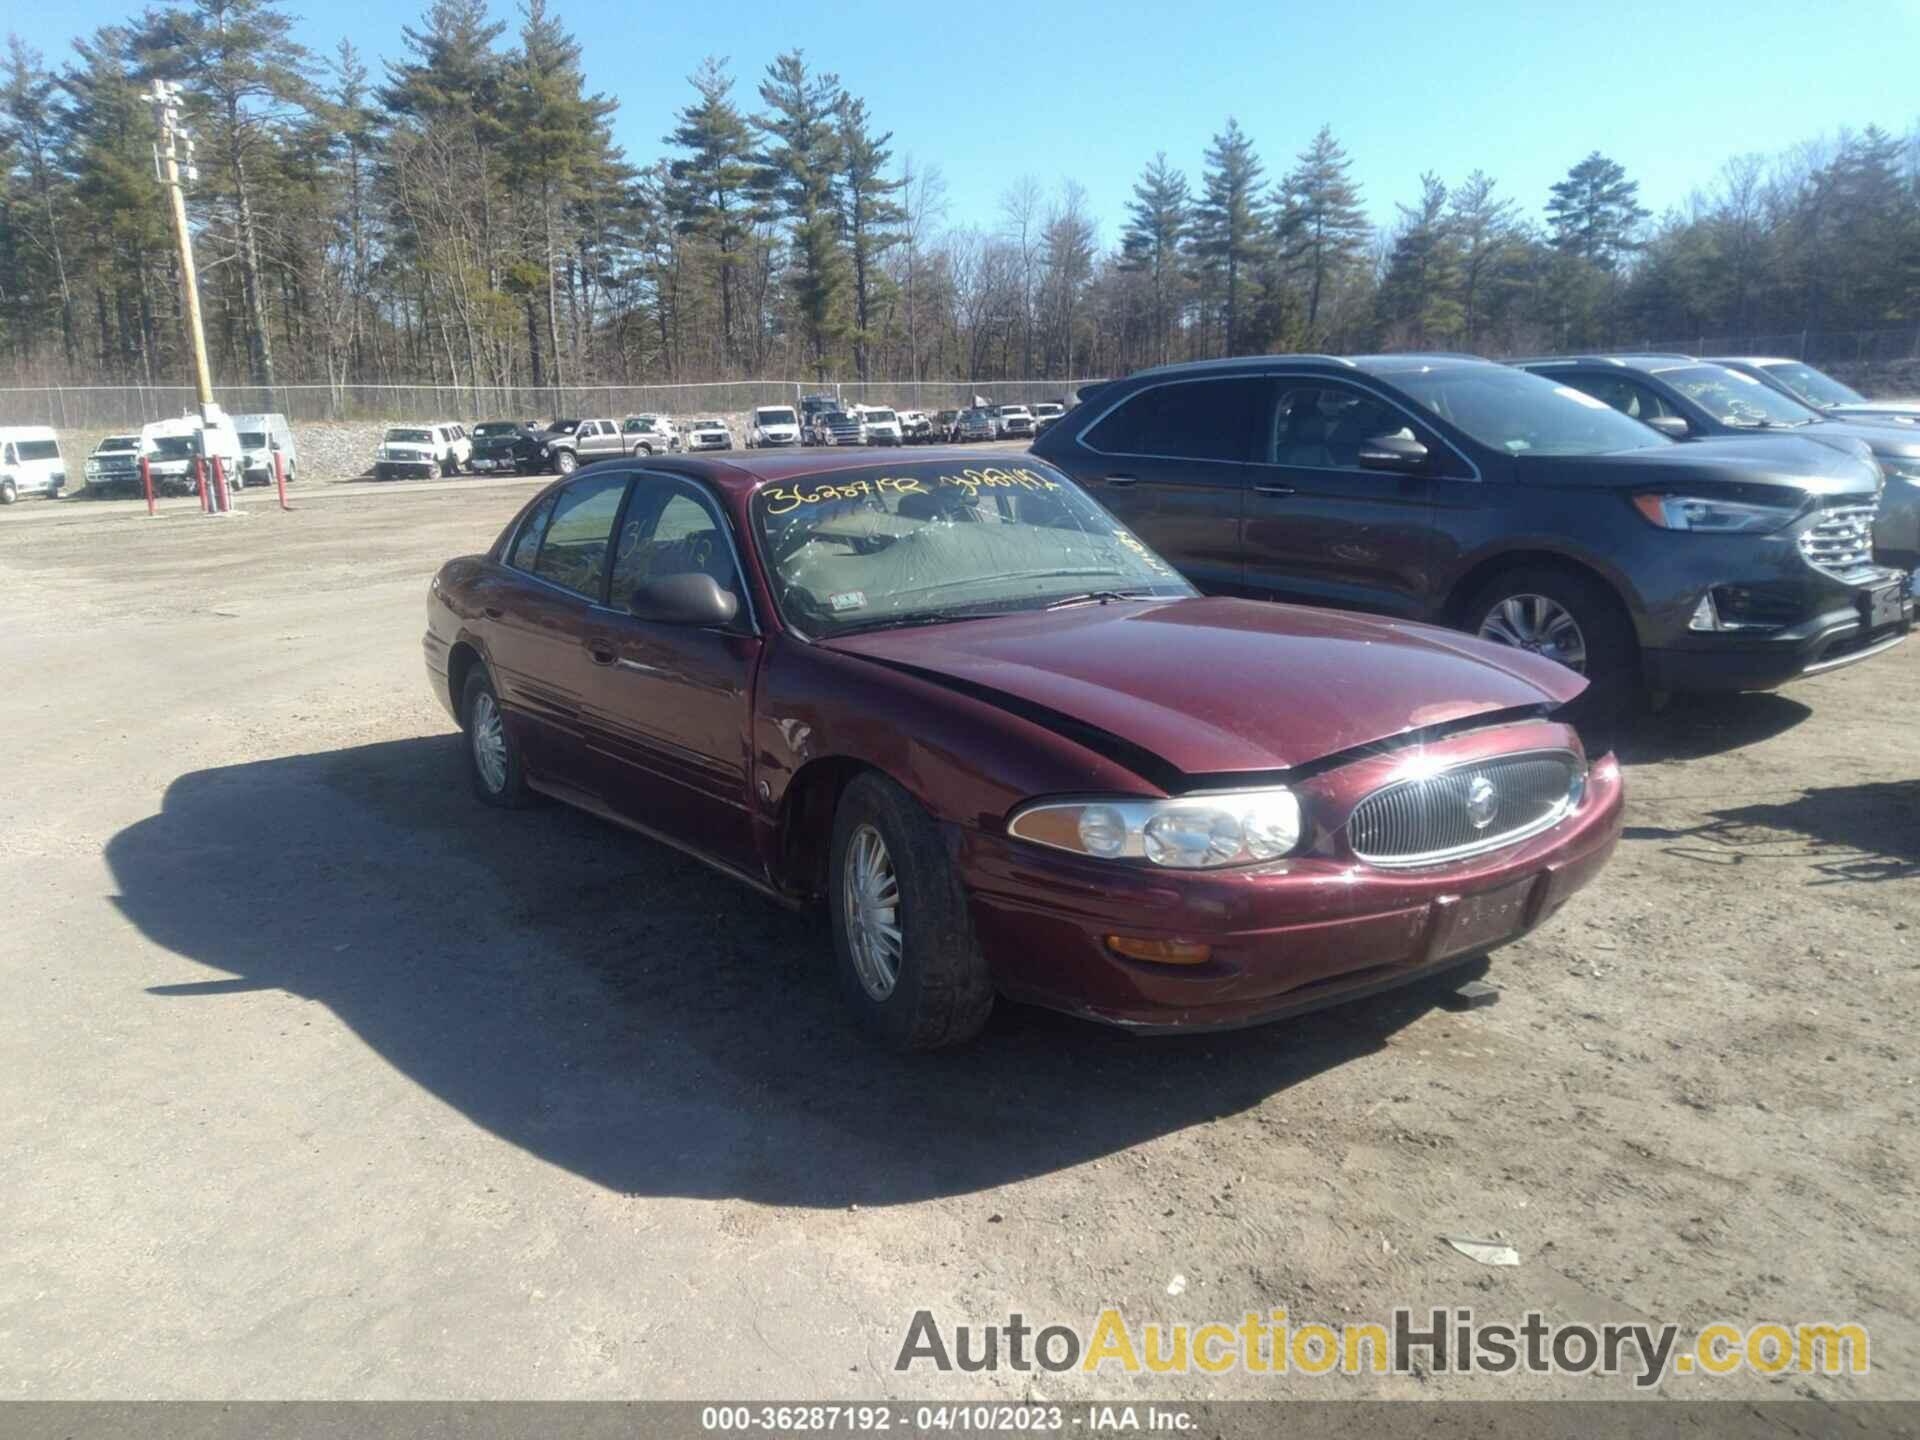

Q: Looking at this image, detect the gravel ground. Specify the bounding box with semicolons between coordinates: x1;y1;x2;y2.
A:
0;475;1914;1405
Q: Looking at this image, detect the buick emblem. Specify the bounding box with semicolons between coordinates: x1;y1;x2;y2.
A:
1465;775;1500;830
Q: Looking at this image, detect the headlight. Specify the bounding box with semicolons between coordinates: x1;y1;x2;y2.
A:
86;459;100;475
1006;790;1303;868
1631;493;1798;534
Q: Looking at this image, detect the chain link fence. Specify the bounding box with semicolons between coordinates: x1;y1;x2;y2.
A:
0;378;1108;431
1641;327;1920;365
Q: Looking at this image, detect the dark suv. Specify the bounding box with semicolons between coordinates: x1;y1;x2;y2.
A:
1514;354;1920;572
1031;354;1913;706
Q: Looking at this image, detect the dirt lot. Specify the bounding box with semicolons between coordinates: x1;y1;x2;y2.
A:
0;467;1915;1404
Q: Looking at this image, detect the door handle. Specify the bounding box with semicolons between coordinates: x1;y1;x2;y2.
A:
1252;483;1296;497
1104;474;1139;487
587;642;617;666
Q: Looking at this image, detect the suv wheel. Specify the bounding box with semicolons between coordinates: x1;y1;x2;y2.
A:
1465;566;1637;729
828;773;994;1050
441;453;458;477
554;448;578;475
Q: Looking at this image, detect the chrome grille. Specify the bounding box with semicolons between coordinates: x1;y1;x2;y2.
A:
1347;752;1582;868
1798;503;1879;578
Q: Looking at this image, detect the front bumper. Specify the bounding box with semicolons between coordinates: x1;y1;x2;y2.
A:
377;458;437;478
1642;573;1912;692
957;753;1624;1031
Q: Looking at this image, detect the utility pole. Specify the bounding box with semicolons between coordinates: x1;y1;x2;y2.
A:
150;78;231;513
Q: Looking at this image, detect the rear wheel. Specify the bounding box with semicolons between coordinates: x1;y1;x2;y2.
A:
461;667;534;809
828;773;994;1050
0;479;15;505
1464;565;1638;734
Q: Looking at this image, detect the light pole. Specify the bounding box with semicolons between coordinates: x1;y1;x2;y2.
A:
149;78;230;512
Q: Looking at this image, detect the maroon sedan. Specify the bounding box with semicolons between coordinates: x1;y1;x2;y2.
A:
424;452;1623;1049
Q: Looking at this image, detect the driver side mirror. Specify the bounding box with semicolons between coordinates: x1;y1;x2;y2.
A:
1643;415;1691;439
628;572;739;627
1354;433;1430;473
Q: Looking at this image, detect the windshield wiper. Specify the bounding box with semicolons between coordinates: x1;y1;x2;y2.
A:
1043;590;1164;610
824;610;1010;638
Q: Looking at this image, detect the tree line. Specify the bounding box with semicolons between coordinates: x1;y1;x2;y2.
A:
2;0;1917;399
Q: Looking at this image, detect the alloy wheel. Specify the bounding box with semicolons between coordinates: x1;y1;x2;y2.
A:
470;691;508;793
1477;594;1589;673
843;823;903;1001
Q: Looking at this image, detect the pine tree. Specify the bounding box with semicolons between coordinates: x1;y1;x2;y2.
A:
1447;170;1521;347
666;58;764;369
1376;172;1464;346
835;93;904;381
1;39;78;372
1276;124;1370;343
1118;153;1190;364
754;50;845;378
136;0;314;389
1545;152;1648;271
1190;118;1266;355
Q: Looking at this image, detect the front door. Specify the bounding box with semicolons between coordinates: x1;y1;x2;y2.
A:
1240;378;1445;618
580;474;760;868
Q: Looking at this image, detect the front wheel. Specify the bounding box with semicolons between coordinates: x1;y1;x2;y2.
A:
828;773;994;1050
0;480;16;505
1464;566;1638;734
553;449;578;475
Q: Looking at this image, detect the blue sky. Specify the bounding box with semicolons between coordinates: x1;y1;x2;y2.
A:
14;0;1920;245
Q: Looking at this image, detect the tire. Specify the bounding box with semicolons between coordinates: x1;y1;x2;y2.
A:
285;462;297;485
1;480;15;505
828;773;994;1050
554;448;578;475
374;465;390;482
461;667;534;809
441;453;458;477
637;443;654;457
1463;565;1639;735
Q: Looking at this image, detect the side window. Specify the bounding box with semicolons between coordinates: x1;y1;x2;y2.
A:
1266;383;1418;470
4;444;15;465
1560;374;1677;422
1082;379;1265;462
530;473;627;599
610;480;742;616
507;493;557;571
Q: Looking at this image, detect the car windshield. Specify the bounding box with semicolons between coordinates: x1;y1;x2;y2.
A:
17;439;60;461
1397;367;1672;456
474;423;521;438
752;460;1193;639
827;412;855;425
386;428;432;444
150;436;195;458
1760;362;1867;408
695;420;724;429
1034;404;1062;415
238;432;266;449
546;419;580;434
756;408;797;425
866;410;897;423
1659;365;1819;427
97;437;137;452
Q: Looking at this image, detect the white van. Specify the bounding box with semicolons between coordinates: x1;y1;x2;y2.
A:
229;413;298;487
0;426;67;503
138;411;244;497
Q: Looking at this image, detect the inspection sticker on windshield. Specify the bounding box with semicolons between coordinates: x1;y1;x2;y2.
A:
829;590;867;613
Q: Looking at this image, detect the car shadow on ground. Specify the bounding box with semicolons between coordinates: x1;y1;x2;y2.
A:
1622;779;1920;884
1609;691;1814;765
107;738;1464;1207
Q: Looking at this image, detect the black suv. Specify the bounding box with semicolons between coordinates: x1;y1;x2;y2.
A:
469;421;561;476
1031;354;1913;706
1514;353;1920;572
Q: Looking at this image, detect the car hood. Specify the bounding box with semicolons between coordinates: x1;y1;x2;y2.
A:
1804;418;1920;461
822;596;1583;781
1833;400;1920;422
1528;436;1881;498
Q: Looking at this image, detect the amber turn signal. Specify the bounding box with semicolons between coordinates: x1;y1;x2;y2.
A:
1106;936;1213;966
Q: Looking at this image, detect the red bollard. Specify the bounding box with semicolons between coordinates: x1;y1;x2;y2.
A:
273;447;290;511
140;455;156;517
211;456;231;513
195;457;209;511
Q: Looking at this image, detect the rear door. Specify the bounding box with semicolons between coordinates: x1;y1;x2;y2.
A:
1239;377;1449;617
1065;376;1266;593
580;474;762;868
477;472;630;787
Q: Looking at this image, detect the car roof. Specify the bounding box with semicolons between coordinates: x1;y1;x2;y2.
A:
1509;353;1699;374
1708;355;1797;367
1122;352;1504;383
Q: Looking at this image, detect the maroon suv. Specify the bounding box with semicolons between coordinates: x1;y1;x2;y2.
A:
424;452;1623;1049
